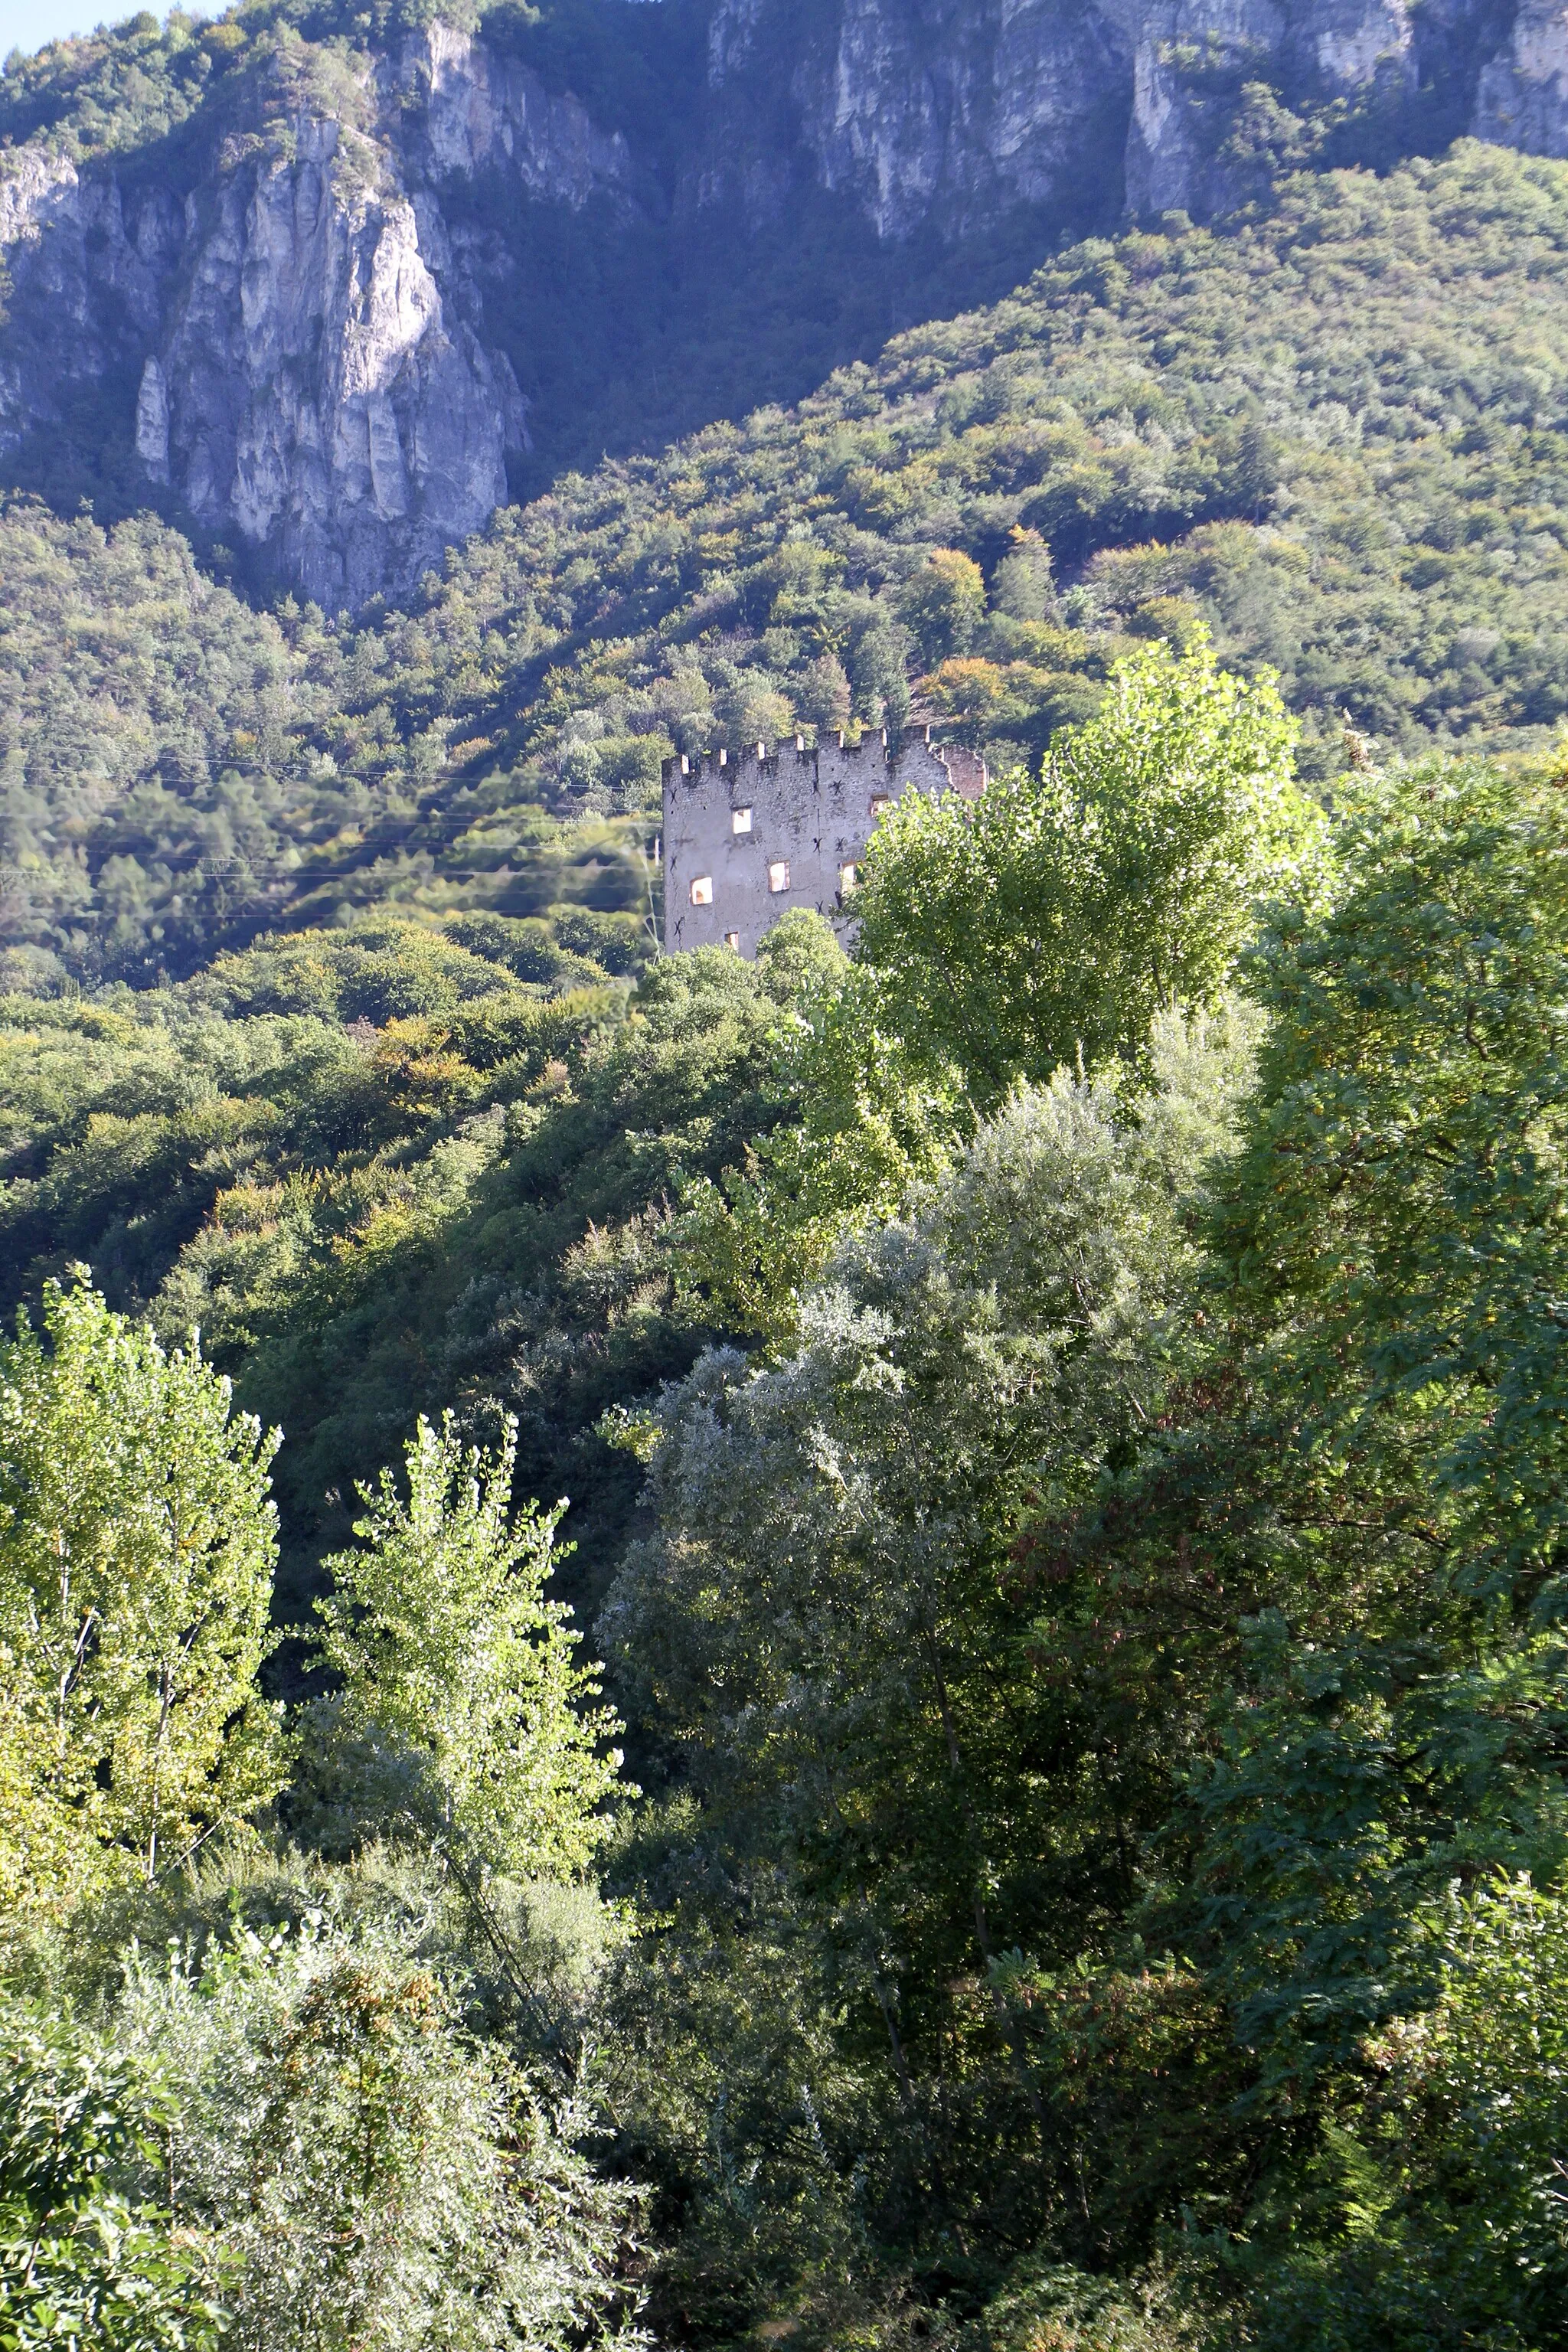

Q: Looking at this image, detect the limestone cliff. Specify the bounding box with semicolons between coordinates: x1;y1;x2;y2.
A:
0;23;631;606
3;0;1566;608
1478;1;1568;154
704;0;1135;240
701;0;1524;232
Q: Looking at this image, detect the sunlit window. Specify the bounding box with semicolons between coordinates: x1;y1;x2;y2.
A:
724;929;741;950
839;863;858;895
690;875;714;906
768;861;791;893
732;807;753;835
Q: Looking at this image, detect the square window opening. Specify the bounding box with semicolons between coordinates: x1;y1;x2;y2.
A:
731;806;753;835
870;793;891;818
724;930;741;951
689;875;714;906
768;860;791;894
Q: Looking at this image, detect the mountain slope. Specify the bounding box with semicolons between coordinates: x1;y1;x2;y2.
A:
2;0;1566;603
8;139;1568;988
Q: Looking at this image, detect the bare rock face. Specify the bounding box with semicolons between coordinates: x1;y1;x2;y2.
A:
0;146;181;462
1476;3;1568;158
767;0;1137;240
413;21;630;195
149;111;530;609
702;0;1533;233
0;24;630;607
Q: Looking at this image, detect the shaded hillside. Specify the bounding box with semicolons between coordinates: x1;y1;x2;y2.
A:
8;661;1568;2352
0;915;833;1647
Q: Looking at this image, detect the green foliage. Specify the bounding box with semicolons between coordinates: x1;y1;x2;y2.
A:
855;636;1321;1106
14;714;1568;2347
321;138;1568;807
991;531;1057;627
0;502;658;989
1145;757;1568;2084
673;640;1316;1344
605;1010;1262;2285
8;100;1568;2336
594;746;1568;2341
0;1244;645;2341
185;918;528;1023
1214;754;1568;1589
0;2005;226;2352
0;1278;286;1923
12;149;1568;986
112;1916;646;2352
962;2262;1203;2352
898;548;988;669
1;1875;648;2352
11;724;1568;2347
666;913;963;1344
1240;1875;1568;2350
0;923;820;1631
315;1412;625;1877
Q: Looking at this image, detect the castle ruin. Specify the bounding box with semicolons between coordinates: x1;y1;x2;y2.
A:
662;730;985;958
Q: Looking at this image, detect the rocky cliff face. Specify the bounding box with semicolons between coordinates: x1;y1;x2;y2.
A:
139;112;528;609
0;24;631;606
1478;1;1568;153
2;0;1565;608
703;0;1135;239
701;0;1524;232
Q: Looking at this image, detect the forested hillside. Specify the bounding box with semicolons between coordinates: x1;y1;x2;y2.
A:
8;634;1568;2349
9;142;1568;990
8;50;1568;2351
0;916;824;1635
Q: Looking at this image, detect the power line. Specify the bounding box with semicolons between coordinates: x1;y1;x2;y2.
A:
4;770;657;881
2;809;661;885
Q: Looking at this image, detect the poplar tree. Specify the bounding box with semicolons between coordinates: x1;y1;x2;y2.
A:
314;1413;624;1880
0;1278;286;1921
855;632;1326;1107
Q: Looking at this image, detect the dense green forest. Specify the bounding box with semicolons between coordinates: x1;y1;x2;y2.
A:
10;44;1568;2345
8;629;1568;2349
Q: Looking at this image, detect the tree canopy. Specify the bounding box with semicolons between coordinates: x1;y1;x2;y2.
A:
0;1279;286;1920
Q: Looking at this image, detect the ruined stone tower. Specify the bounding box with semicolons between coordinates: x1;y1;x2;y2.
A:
662;730;985;958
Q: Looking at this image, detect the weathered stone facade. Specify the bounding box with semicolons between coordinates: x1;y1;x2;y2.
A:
662;730;985;958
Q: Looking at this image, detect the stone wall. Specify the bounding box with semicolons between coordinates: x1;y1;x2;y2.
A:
662;730;984;958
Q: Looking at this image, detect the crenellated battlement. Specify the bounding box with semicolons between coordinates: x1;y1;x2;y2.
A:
662;727;899;789
661;727;985;959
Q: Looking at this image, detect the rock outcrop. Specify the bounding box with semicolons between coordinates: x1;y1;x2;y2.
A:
701;0;1525;233
3;0;1566;606
0;24;630;606
147;112;531;609
1477;2;1568;156
762;0;1135;240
